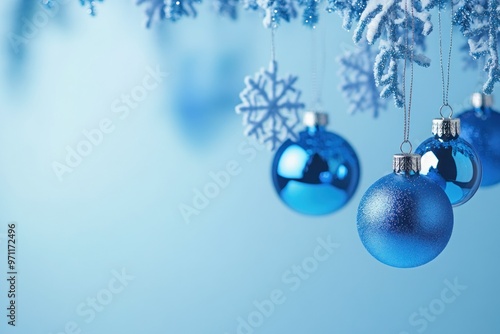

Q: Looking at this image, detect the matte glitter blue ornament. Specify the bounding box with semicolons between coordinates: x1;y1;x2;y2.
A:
271;111;360;215
457;93;500;187
357;154;454;268
415;117;482;206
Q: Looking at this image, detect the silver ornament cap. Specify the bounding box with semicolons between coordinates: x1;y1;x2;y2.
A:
471;92;493;108
393;153;421;174
432;118;460;138
303;111;328;127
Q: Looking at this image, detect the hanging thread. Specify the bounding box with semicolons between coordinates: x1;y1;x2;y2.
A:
271;27;276;62
310;26;326;111
311;29;318;108
438;0;454;118
401;0;416;154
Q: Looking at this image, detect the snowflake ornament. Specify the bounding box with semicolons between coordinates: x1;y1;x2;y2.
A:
338;42;387;117
236;61;305;151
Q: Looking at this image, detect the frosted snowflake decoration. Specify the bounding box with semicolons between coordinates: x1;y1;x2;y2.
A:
338;43;387;117
236;61;305;151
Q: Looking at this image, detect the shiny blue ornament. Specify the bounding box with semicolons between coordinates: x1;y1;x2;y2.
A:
415;118;482;206
271;112;360;215
458;93;500;187
357;154;454;268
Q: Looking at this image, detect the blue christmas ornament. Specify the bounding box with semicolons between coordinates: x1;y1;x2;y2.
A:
415;117;482;206
458;93;500;187
271;111;360;215
357;154;454;268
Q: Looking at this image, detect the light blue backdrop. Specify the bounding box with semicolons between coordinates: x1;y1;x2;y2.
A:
0;1;498;334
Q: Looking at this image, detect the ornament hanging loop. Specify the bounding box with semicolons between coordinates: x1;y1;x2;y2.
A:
400;140;413;154
439;104;454;119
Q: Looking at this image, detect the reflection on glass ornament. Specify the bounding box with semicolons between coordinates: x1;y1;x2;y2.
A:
458;93;500;187
415;117;482;206
271;111;360;215
357;154;454;268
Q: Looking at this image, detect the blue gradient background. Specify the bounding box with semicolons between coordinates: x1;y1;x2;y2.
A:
0;2;498;334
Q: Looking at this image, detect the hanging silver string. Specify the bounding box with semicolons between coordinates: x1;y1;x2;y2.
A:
401;0;416;154
311;28;318;108
318;26;327;108
310;25;327;111
438;0;454;118
271;27;276;62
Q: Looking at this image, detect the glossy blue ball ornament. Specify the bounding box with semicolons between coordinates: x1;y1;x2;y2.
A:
272;111;360;215
415;118;482;206
457;93;500;186
357;154;454;268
